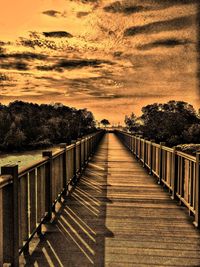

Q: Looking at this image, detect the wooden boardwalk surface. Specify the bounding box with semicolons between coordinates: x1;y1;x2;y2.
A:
21;133;200;266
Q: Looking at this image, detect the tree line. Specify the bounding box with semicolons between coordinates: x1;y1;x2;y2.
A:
125;100;200;149
0;101;96;151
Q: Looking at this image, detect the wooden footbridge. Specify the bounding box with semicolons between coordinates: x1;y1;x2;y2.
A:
1;131;200;266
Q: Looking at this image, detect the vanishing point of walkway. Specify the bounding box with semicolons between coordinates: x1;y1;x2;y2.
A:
22;133;200;266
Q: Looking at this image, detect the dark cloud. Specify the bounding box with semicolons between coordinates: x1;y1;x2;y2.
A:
104;0;198;15
42;10;63;17
88;92;129;99
0;41;6;46
35;76;59;81
104;2;145;14
0;73;16;87
113;51;123;58
43;31;73;38
34;90;64;97
37;59;113;71
85;91;169;100
151;0;198;7
0;73;9;81
0;47;5;54
75;0;99;3
130;92;170;98
0;62;29;71
57;59;112;68
19;35;60;50
0;52;47;60
0;83;16;87
77;12;90;18
37;65;61;72
124;15;195;36
137;38;192;50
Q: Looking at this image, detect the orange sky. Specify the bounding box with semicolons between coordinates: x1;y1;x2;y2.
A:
0;0;199;123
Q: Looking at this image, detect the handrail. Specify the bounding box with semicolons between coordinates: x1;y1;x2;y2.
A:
115;130;200;229
0;130;105;266
0;175;13;188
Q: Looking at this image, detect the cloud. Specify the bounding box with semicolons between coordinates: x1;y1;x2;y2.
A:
124;15;195;36
103;0;198;15
0;41;6;46
77;12;90;18
43;31;73;38
88;92;130;99
137;38;192;50
19;37;58;50
42;10;63;18
0;74;16;88
0;61;29;71
0;73;10;81
37;65;57;72
37;59;113;71
0;83;16;87
57;59;112;68
74;0;99;3
104;2;145;14
0;52;47;60
34;90;64;97
151;0;198;7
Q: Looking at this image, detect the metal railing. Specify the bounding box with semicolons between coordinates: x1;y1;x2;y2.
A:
115;130;200;228
0;130;104;266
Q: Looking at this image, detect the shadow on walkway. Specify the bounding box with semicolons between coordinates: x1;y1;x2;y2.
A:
21;135;113;267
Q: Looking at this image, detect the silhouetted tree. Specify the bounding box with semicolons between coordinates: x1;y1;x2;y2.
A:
0;101;97;151
125;113;140;133
125;100;200;146
100;119;110;128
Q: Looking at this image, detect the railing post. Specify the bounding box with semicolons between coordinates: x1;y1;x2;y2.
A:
143;138;147;167
72;140;77;185
158;142;165;185
1;165;19;267
83;138;86;166
135;136;139;159
89;136;92;157
42;151;53;220
60;144;67;195
77;138;82;174
171;146;178;200
149;140;155;175
138;136;141;160
130;135;133;153
0;185;2;266
85;137;88;163
194;153;200;228
133;136;136;155
92;135;95;154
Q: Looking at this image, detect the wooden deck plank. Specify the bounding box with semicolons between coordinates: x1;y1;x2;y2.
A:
20;133;200;266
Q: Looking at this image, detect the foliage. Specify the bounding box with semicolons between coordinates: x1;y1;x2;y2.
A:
125;100;200;147
176;144;200;156
0;101;96;151
100;119;110;127
125;113;140;133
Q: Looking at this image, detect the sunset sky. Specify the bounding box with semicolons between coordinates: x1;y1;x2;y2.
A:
0;0;199;123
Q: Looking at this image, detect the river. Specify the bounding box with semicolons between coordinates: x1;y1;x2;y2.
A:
0;146;60;173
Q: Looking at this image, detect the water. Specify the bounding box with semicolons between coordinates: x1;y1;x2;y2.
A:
0;146;60;172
